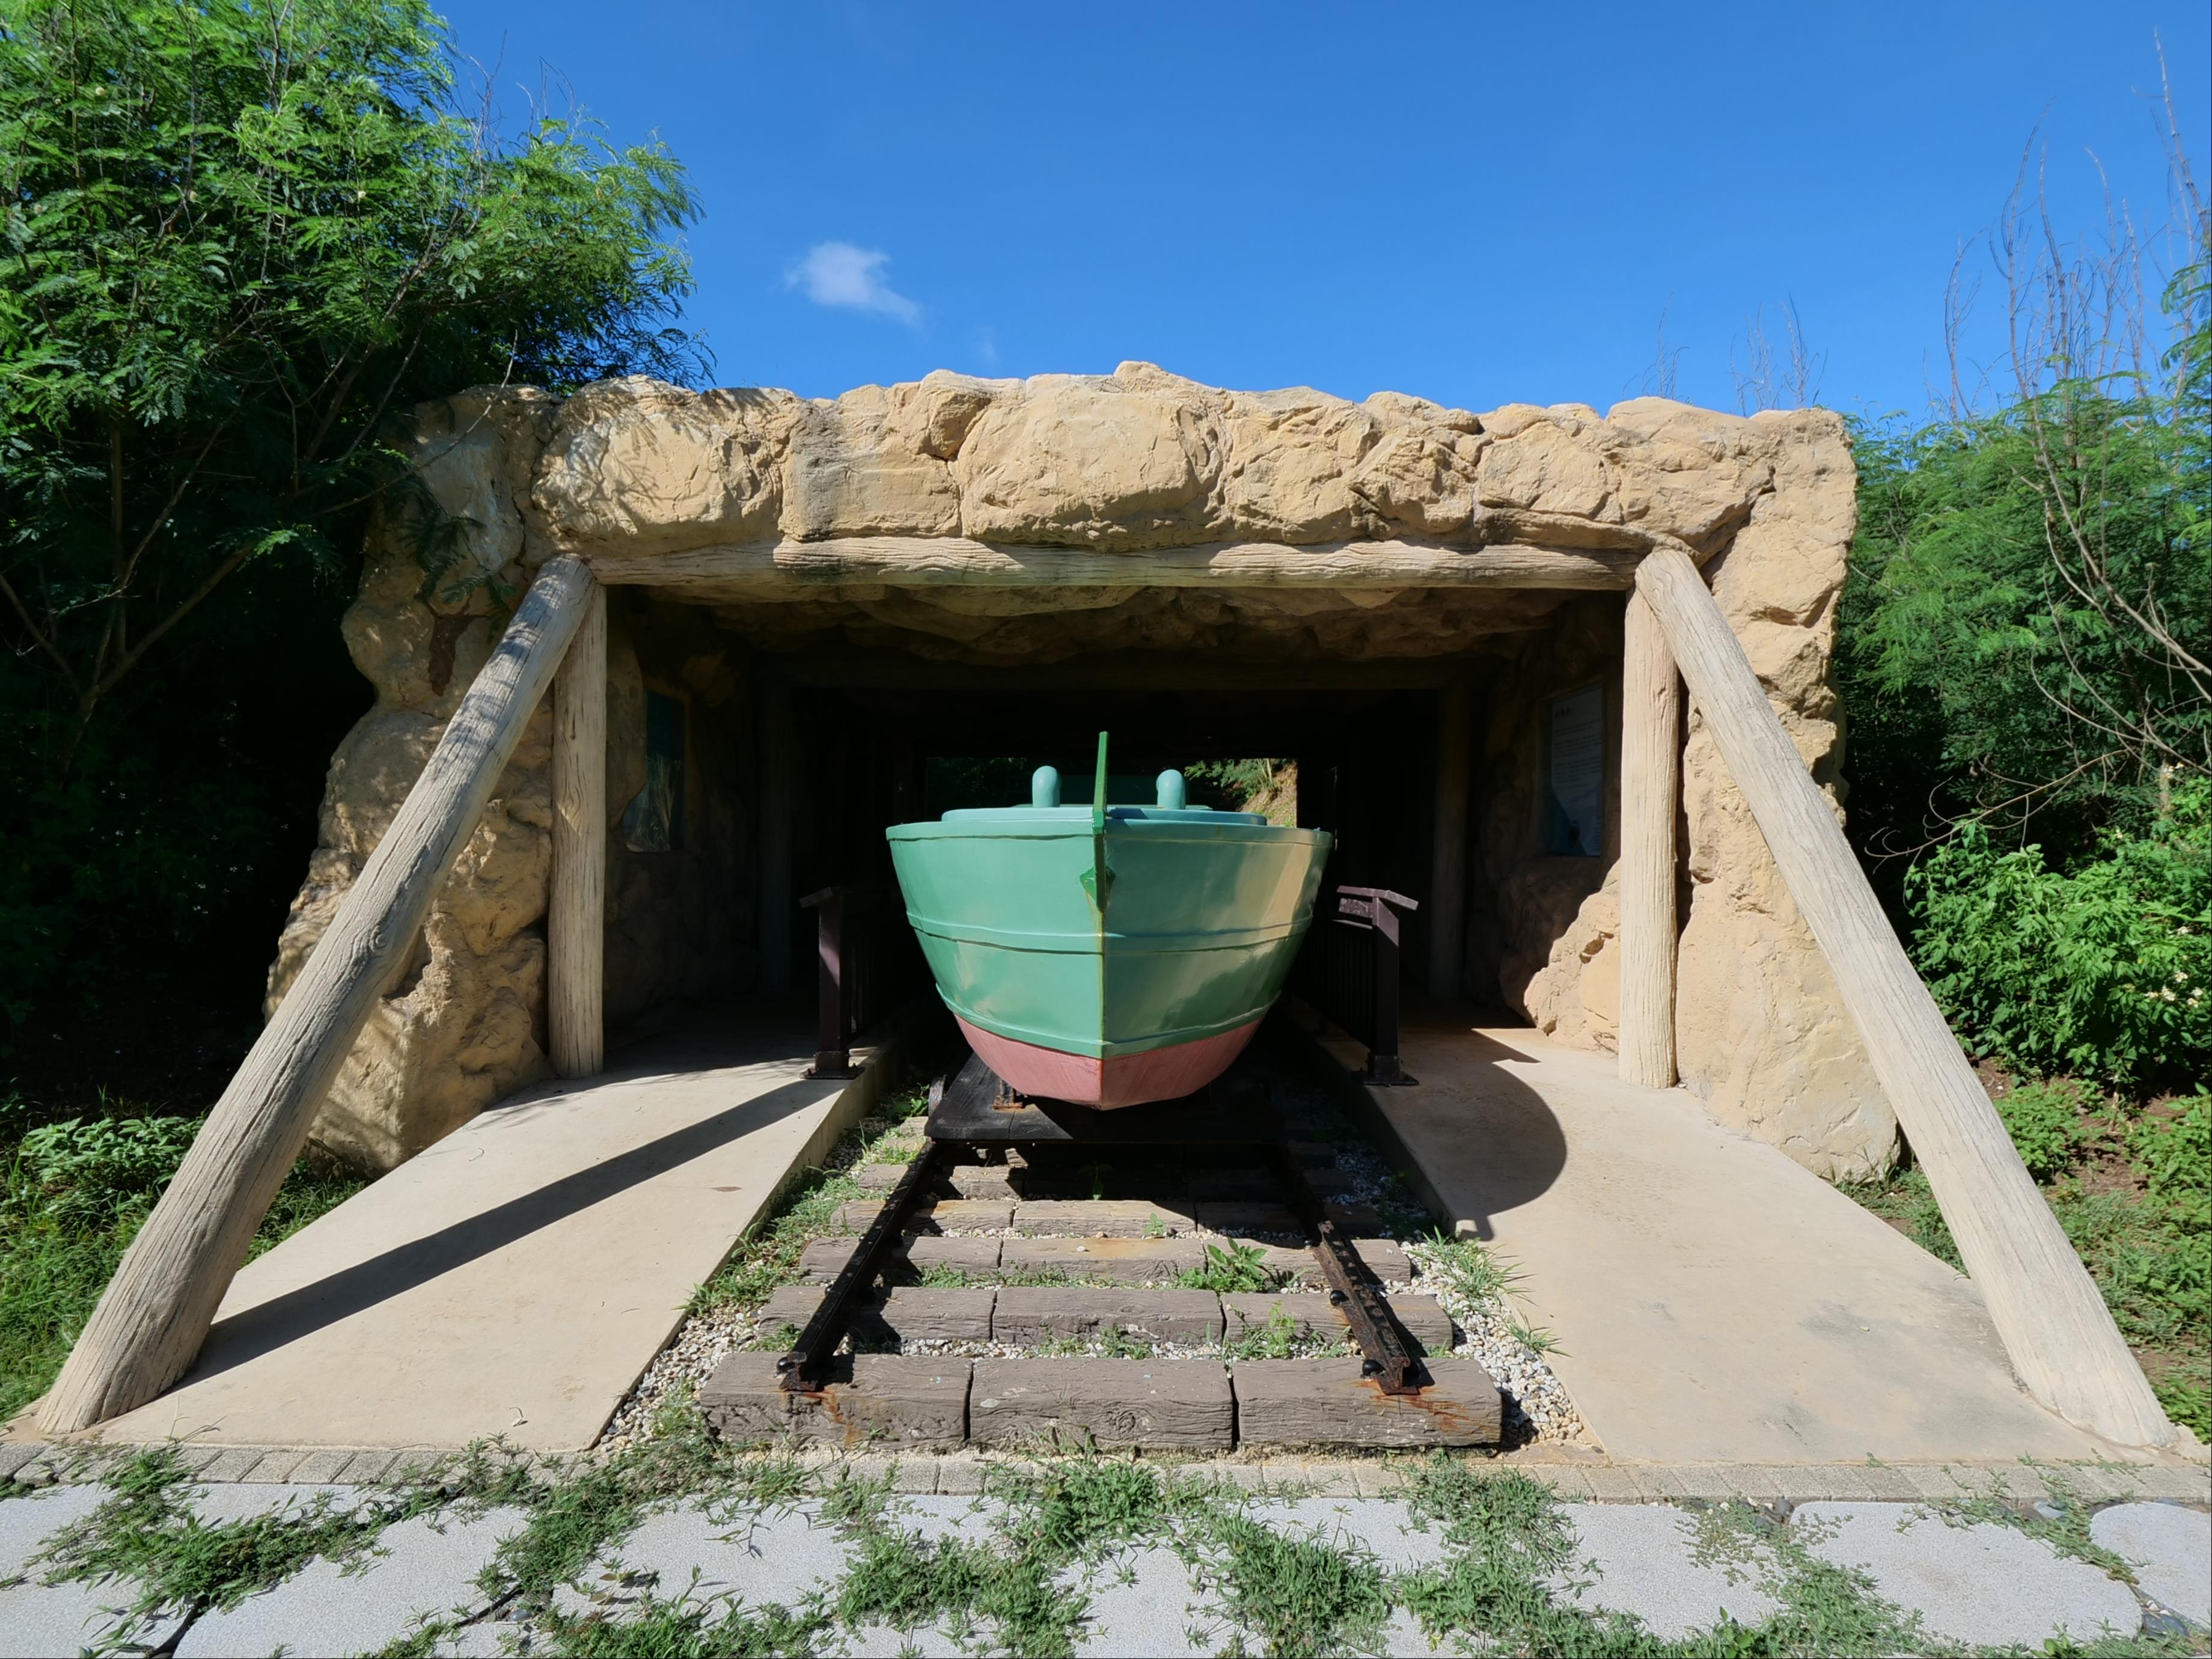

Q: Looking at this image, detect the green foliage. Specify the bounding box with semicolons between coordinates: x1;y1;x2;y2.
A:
1991;1079;2092;1182
1415;1230;1521;1310
1223;1307;1310;1361
0;0;703;1062
1176;1240;1282;1294
27;1445;432;1650
537;1586;826;1659
1905;786;2210;1090
2131;1091;2212;1222
1845;1090;2210;1438
1196;1512;1390;1658
16;1111;197;1218
1837;1168;1963;1271
0;1102;364;1419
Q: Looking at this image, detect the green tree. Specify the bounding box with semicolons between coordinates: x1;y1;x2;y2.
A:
0;0;703;1051
1837;124;2209;890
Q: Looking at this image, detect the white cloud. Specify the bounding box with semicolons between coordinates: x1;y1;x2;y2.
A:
787;241;920;325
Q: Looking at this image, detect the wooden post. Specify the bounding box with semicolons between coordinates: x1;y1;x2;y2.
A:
1634;543;2172;1446
759;681;795;995
1618;592;1680;1088
43;555;597;1434
549;582;606;1077
1426;685;1471;1001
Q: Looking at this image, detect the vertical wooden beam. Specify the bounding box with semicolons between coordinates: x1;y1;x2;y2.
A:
1426;685;1472;1000
43;555;597;1435
549;582;606;1078
759;682;795;995
1634;543;2171;1446
1618;592;1680;1087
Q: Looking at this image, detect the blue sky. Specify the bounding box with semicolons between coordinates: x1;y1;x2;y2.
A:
441;1;2207;421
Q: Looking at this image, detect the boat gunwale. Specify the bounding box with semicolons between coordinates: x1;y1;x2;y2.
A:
887;818;1327;846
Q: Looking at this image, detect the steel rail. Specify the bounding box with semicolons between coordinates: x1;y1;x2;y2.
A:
777;1137;951;1392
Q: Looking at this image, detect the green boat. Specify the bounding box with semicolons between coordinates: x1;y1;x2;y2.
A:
887;736;1333;1107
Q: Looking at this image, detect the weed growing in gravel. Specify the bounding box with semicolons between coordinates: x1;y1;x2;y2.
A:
1030;1324;1156;1359
1179;1239;1283;1293
1220;1307;1354;1361
1507;1316;1563;1355
1414;1230;1521;1308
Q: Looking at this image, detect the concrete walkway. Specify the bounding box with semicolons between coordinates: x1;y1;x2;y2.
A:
82;1019;903;1453
1336;1017;2157;1466
2;1455;2204;1656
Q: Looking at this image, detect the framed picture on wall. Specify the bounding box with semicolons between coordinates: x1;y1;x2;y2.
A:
1544;683;1604;857
620;688;688;852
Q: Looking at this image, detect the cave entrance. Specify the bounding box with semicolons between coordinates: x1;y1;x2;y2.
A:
595;578;1630;1046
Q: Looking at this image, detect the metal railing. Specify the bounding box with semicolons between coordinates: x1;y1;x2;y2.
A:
799;884;926;1078
1295;885;1420;1084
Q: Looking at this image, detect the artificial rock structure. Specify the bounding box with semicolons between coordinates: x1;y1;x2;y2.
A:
270;364;1892;1178
63;362;2175;1450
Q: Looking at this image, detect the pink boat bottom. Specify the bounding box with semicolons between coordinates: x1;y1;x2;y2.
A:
955;1016;1263;1108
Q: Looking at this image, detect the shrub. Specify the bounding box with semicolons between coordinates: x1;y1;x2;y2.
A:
1906;783;2211;1090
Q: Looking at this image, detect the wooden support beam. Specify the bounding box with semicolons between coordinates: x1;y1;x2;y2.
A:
1426;685;1472;999
549;583;607;1077
43;555;598;1435
1634;543;2171;1446
1618;591;1680;1088
758;682;796;996
586;535;1640;594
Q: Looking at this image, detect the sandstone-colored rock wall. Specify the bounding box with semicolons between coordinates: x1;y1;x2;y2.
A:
270;367;1895;1179
1505;407;1898;1179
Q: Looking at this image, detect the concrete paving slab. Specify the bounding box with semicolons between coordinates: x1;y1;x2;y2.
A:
1795;1500;2142;1647
176;1505;527;1657
2090;1502;2211;1627
190;1481;361;1522
1067;1547;1215;1658
1239;1498;1452;1571
1378;1606;1450;1656
0;1483;186;1659
844;1622;969;1657
1550;1502;1783;1639
890;1492;1001;1546
608;1500;851;1610
1364;1020;2132;1464
97;1022;873;1452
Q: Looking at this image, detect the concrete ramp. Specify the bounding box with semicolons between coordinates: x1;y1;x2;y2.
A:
93;1024;900;1452
1343;1019;2144;1465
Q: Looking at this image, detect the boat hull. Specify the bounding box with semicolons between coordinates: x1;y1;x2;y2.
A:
888;811;1330;1108
954;1014;1263;1107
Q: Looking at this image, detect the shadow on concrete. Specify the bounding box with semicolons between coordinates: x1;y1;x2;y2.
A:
1286;1005;1570;1240
177;1071;836;1387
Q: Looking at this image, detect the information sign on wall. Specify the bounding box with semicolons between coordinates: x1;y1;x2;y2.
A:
1544;684;1604;857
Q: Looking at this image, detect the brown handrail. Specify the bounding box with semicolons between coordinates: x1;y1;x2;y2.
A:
1298;884;1420;1085
799;884;911;1078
